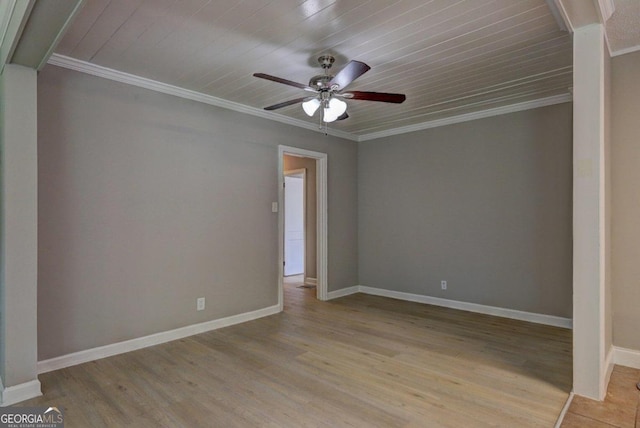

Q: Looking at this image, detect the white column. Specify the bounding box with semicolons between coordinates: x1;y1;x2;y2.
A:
572;23;611;400
0;64;41;405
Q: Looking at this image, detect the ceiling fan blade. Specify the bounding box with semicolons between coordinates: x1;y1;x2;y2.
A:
342;91;406;103
336;112;349;121
253;73;315;92
328;60;370;90
263;97;307;111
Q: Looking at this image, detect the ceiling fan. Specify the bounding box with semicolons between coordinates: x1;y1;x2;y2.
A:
253;55;406;123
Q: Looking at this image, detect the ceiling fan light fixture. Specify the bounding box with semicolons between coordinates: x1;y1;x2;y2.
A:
302;98;321;116
254;57;406;122
323;98;347;122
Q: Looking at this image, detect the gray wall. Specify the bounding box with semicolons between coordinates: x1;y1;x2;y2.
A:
358;103;573;318
37;65;358;360
611;51;640;351
283;155;317;280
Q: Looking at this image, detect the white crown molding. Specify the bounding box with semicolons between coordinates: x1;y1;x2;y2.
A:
546;0;571;32
597;0;615;22
358;93;573;142
38;304;280;374
0;379;42;407
594;0;615;58
47;54;574;143
46;54;359;142
610;44;640;57
327;285;573;329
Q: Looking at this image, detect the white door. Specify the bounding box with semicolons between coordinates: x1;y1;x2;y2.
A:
284;173;305;276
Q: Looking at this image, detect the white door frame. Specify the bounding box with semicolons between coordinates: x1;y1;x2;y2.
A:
278;145;328;309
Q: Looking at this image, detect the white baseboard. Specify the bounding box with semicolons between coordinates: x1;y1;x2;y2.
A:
554;392;574;428
613;346;640;370
0;379;42;407
350;286;572;328
603;346;615;394
304;277;317;286
360;286;572;328
38;304;281;374
327;286;360;300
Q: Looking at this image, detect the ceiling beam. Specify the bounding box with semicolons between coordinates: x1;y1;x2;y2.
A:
10;0;85;71
0;0;35;74
554;0;618;56
545;0;571;32
554;0;608;32
595;0;615;23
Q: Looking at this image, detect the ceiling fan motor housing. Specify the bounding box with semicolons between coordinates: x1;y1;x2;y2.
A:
308;74;334;90
309;55;337;90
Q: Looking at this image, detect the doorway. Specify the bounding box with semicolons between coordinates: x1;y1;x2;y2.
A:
278;145;328;309
284;169;305;277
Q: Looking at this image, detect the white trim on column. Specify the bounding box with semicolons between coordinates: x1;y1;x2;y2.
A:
0;380;42;407
572;22;608;401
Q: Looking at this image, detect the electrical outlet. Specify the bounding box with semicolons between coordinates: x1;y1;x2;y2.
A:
197;297;205;311
441;280;447;290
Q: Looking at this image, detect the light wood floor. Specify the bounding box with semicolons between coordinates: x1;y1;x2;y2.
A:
23;278;572;427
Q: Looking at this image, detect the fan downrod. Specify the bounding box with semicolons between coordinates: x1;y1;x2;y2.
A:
309;55;336;90
317;55;335;69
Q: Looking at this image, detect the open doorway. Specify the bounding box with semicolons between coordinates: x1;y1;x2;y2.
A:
283;169;306;278
278;146;328;310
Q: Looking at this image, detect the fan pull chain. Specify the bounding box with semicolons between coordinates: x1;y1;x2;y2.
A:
318;110;328;135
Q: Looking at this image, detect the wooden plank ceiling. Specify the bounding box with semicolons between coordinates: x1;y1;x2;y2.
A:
54;0;573;137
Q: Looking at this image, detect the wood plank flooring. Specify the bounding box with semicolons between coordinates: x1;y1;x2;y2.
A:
561;365;640;427
22;278;572;427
